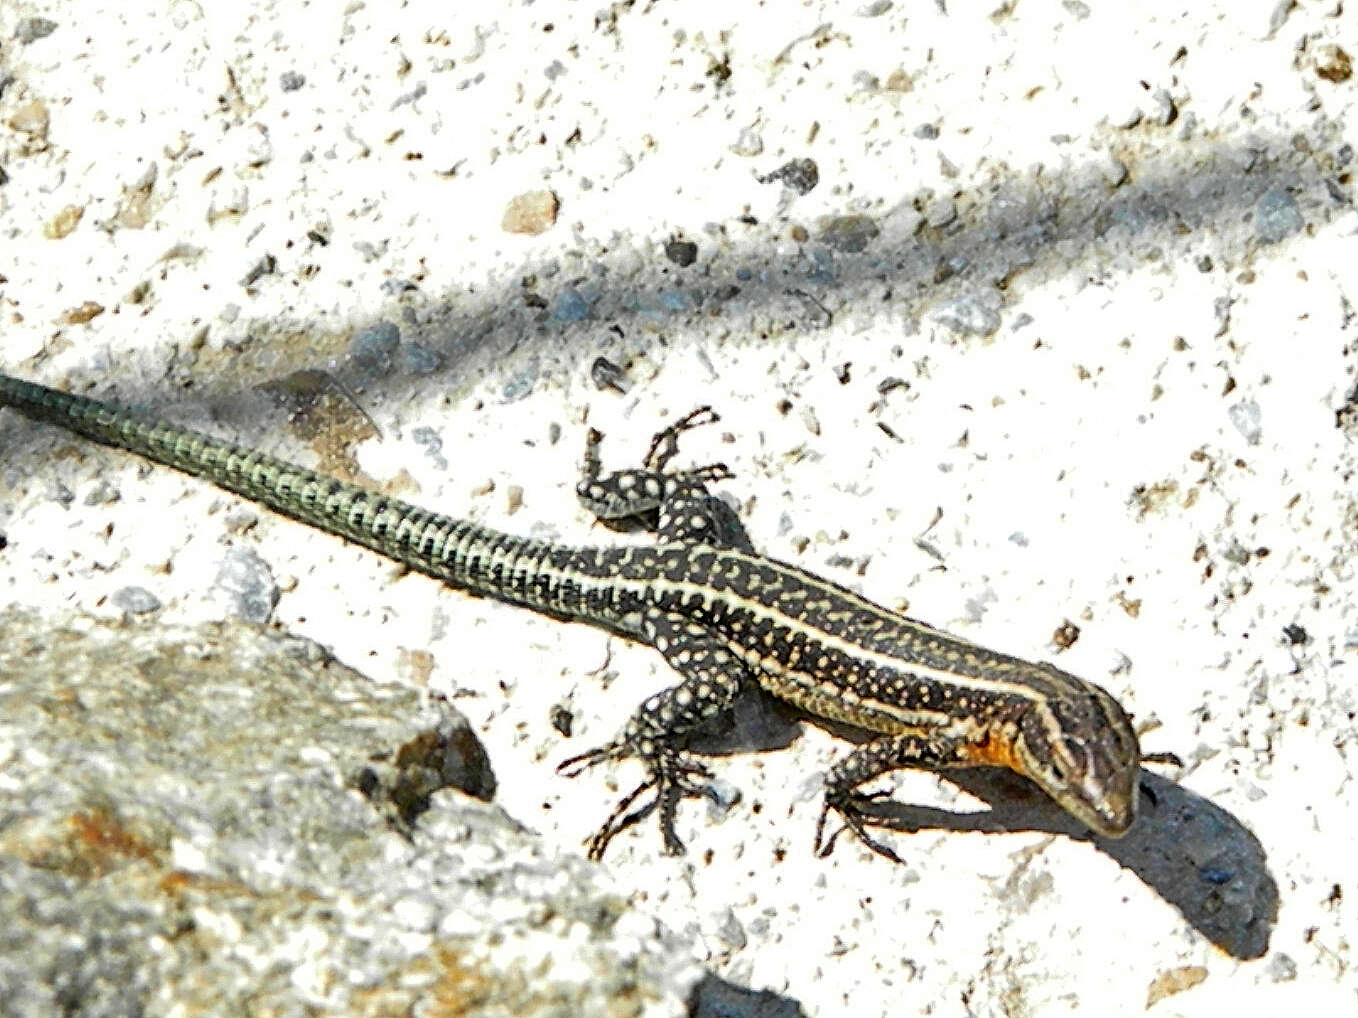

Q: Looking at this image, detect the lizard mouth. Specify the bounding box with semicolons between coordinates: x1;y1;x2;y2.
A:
1058;774;1137;838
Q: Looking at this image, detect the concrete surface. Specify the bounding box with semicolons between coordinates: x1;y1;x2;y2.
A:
2;2;1355;1015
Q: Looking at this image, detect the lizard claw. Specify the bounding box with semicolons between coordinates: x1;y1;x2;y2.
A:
814;789;905;865
561;741;714;860
556;740;625;779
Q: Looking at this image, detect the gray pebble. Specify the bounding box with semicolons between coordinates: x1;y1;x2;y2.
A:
658;289;691;312
730;127;764;157
15;17;58;43
664;238;698;266
1254;185;1303;243
350;321;401;374
401;342;442;376
501;360;539;402
553;288;590;322
817;214;880;253
213;547;279;623
1228;401;1262;445
112;586;162;616
925;196;957;228
411;426;446;470
935;292;1002;337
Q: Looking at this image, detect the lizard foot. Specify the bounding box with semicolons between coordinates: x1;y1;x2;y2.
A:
813;788;906;865
558;741;714;860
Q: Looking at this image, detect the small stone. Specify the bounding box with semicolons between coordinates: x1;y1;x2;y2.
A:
1266;953;1298;983
924;196;956;228
885;69;913;93
501;190;559;235
213;547;280;623
84;480;121;506
1313;44;1352;84
15;17;58;43
1098;154;1129;188
350;321;401;374
1110;98;1143;129
549;704;573;736
852;70;880;91
8;99;50;140
730;127;763;157
757;157;819;195
553;288;590;322
1254;185;1303;243
1227;401;1262;445
43;204;84;239
590;356;628;393
658;289;691;312
664;238;698;266
816;214;880;253
279;70;306;92
935;292;1003;337
238;254;276;287
1214;296;1233;337
1265;0;1294;38
401;342;442;376
61;301;104;325
411;427;446;470
1148;89;1177;126
501;361;539;402
380;278;418;296
112;587;162;616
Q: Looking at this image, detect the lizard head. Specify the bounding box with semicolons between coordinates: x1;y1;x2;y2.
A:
1013;676;1141;837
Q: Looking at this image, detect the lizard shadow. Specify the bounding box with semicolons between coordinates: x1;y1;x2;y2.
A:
800;724;1277;961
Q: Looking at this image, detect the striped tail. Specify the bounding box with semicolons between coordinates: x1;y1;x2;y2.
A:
0;372;581;612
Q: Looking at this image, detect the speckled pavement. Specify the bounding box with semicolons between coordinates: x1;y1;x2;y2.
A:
2;3;1355;1015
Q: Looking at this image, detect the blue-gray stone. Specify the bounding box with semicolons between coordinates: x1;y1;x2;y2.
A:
213;547;280;623
553;289;590;322
1254;185;1303;244
401;342;442;376
112;587;162;616
350;321;401;374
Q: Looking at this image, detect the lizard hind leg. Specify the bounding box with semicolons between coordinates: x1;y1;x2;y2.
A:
556;608;747;859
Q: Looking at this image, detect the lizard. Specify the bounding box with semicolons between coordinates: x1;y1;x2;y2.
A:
0;370;1150;861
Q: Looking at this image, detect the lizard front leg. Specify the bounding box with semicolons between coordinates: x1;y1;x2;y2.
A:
577;406;747;549
815;730;974;864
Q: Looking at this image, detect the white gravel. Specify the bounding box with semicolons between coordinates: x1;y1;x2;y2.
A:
2;2;1355;1015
